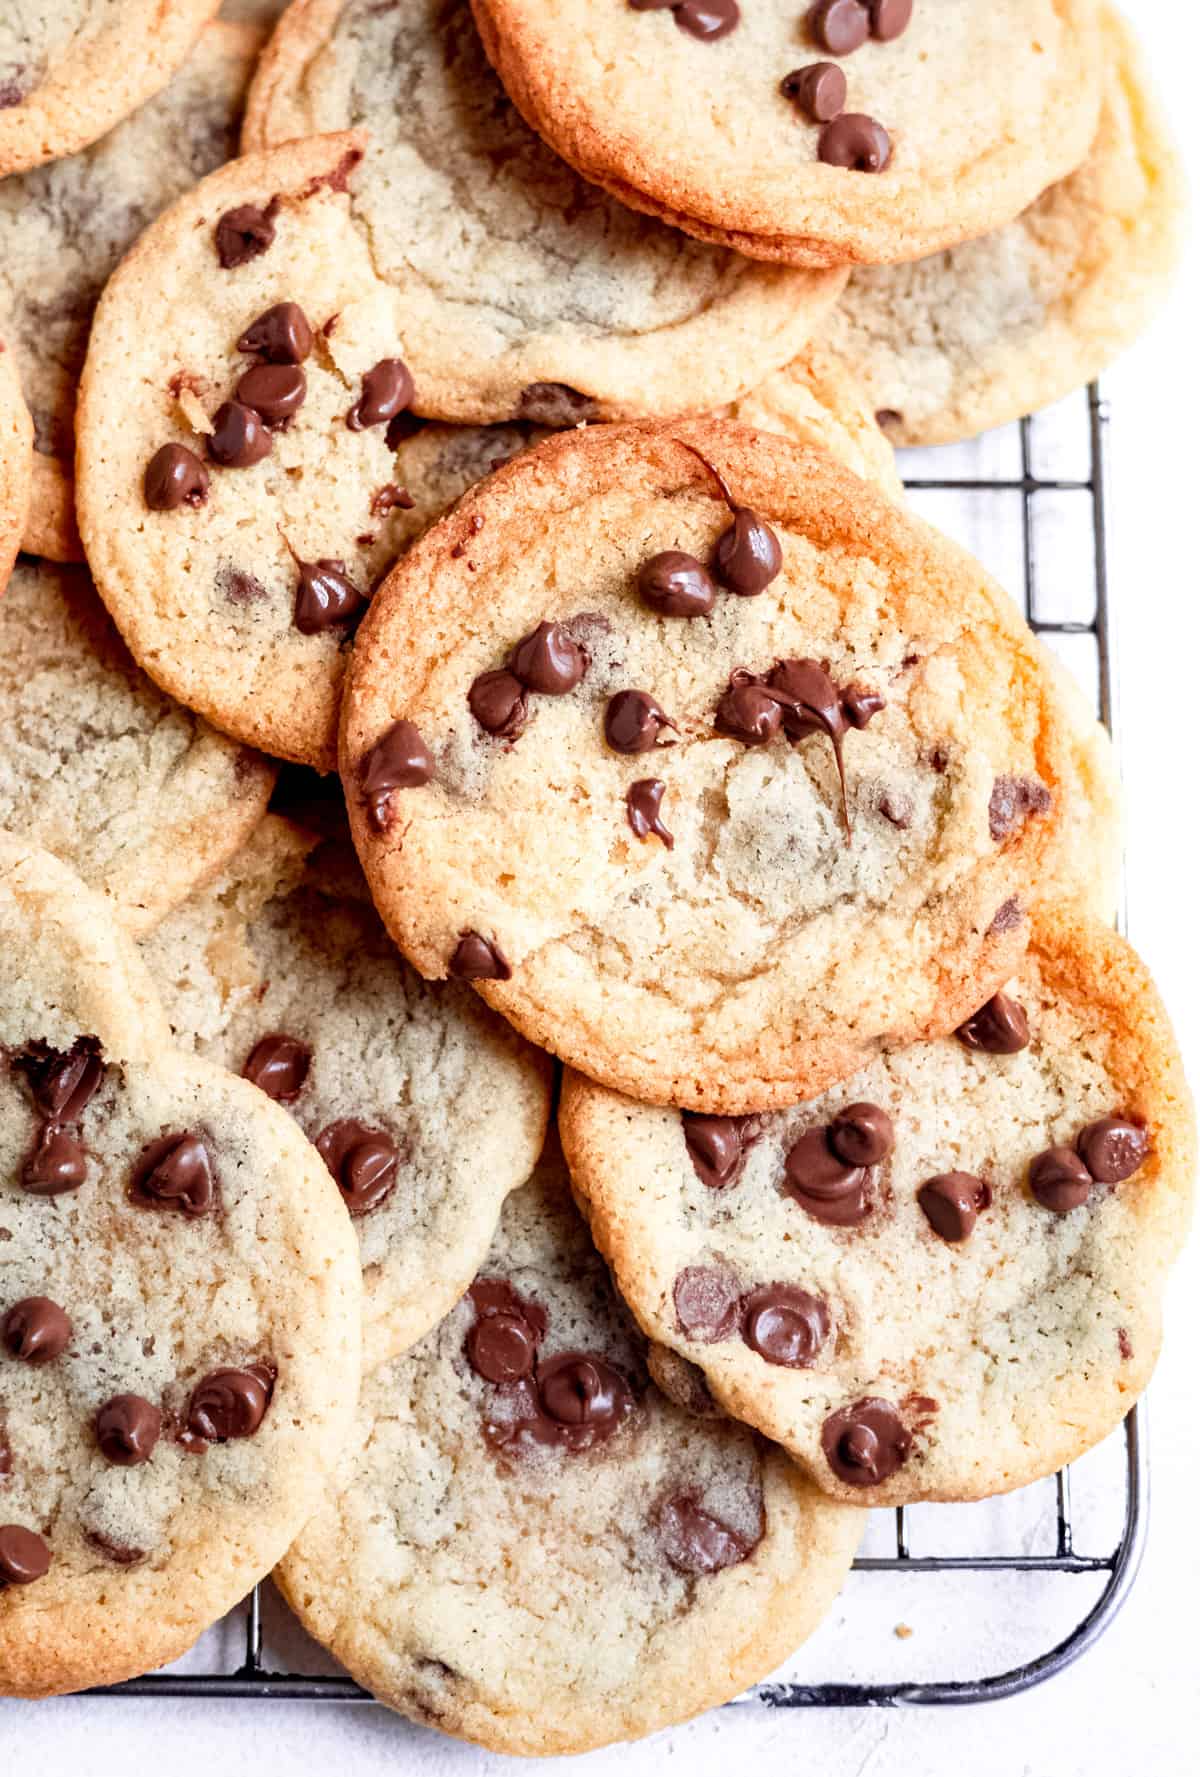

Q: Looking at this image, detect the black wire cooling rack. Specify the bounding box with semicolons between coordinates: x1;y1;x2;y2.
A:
89;384;1141;1712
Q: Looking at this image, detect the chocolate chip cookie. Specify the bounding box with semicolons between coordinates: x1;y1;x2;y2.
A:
560;911;1195;1504
342;419;1120;1112
721;342;901;500
0;21;261;561
0;1;224;178
274;1140;862;1754
0;835;361;1696
0;341;32;590
0;558;274;934
241;0;846;421
471;0;1104;268
824;7;1185;445
141;815;552;1366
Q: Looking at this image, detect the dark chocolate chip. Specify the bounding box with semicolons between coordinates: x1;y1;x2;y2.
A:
0;1525;51;1587
658;1494;755;1574
516;383;598;427
215;200;279;269
450;932;511;981
682;1113;753;1190
810;0;870;55
818;114;892;172
96;1395;162;1467
742;1285;830;1368
781;61;847;121
468;669;528;739
715;680;783;746
822;1398;911;1486
467;1309;539;1385
22;1126;87;1196
918;1172;986;1243
637;550;716;618
237;302;313;364
605;689;677;754
130;1132;215;1218
235;362;307;427
293;556;366;634
360;720;434;830
2;1296;72;1365
989;775;1052;841
1076;1117;1150;1185
956;992;1030;1055
186;1364;274;1442
1029;1146;1093;1213
714;508;782;596
372;482;415;517
783;1126;869;1226
242;1034;311;1103
315;1119;399;1216
537;1353;633;1438
347;359;414;431
829;1102;893;1167
144;443;210;511
673;1265;743;1342
509;622;586;695
626;778;674;847
207;401;272;468
16;1038;103;1123
869;0;912;39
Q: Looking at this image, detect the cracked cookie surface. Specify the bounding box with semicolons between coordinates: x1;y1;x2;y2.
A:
0;21;261;561
274;1141;861;1755
0;835;360;1697
241;0;845;420
342;420;1120;1112
472;0;1104;269
141;815;552;1367
0;558;274;934
823;8;1185;446
0;1;223;178
561;912;1195;1504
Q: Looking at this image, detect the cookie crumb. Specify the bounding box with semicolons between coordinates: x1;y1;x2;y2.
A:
894;1623;914;1641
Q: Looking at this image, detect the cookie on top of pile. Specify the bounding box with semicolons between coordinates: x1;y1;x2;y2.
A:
0;0;1192;1753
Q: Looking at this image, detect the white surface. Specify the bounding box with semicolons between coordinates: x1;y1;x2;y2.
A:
4;1;1199;1769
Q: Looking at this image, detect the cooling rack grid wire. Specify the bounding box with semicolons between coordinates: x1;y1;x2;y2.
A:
90;384;1141;1710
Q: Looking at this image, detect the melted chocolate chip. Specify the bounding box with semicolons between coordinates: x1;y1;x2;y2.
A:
810;0;870;55
1029;1146;1092;1213
714;507;782;596
659;1494;756;1574
215;200;279;269
207;401;272;469
637;550;716;618
956;992;1030;1055
673;1266;742;1342
2;1297;72;1364
96;1395;162;1466
516;383;598;427
682;1113;754;1189
236;362;307;427
346;359;414;431
538;1353;633;1438
449;932;511;981
186;1364;274;1442
869;0;912;39
605;690;677;754
0;1525;50;1587
1076;1118;1150;1184
742;1285;830;1368
315;1120;399;1216
144;443;210;511
822;1398;911;1487
468;669;527;739
372;482;415;516
766;657;880;835
360;720;434;829
781;61;847;121
16;1038;104;1123
918;1172;986;1243
626;778;674;847
22;1126;87;1196
783;1127;869;1226
842;685;886;729
715;680;783;746
509;622;587;695
989;775;1052;841
466;1284;546;1386
237;302;313;364
829;1102;893;1167
242;1034;311;1103
819;114;892;172
130;1132;216;1218
292;556;366;634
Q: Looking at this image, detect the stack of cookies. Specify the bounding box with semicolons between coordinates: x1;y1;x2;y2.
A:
0;0;1192;1754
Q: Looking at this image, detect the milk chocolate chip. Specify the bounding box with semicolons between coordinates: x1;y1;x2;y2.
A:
673;1265;742;1342
783;1127;869;1226
714;507;782;596
828;1102;893;1168
144;443;210;511
1029;1146;1092;1213
207;400;272;468
2;1297;72;1364
637;550;716;618
236;362;307;427
537;1353;633;1441
715;680;783;746
215;200;279;269
658;1494;756;1574
130;1132;215;1217
509;622;586;695
449;932;511;981
22;1125;87;1196
346;359;414;431
468;670;528;739
187;1364;274;1442
242;1034;311;1103
1076;1117;1150;1184
626;778;674;847
466;1283;545;1385
823;1398;911;1486
810;0;869;55
605;690;677;754
918;1172;987;1243
292;557;365;634
96;1395;162;1466
742;1285;830;1368
682;1113;754;1189
315;1120;399;1216
237;302;313;364
956;992;1030;1055
818;114;892;171
360;720;434;829
869;0;912;39
0;1526;50;1587
781;62;847;121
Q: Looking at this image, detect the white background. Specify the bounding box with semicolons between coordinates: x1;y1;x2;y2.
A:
4;1;1199;1769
